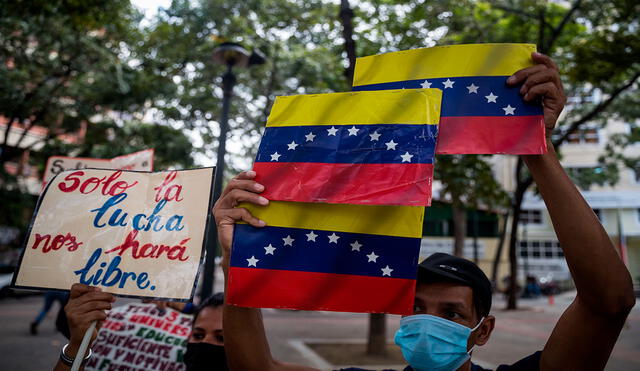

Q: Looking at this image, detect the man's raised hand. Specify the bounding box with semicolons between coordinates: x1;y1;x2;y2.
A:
508;52;566;138
212;171;268;265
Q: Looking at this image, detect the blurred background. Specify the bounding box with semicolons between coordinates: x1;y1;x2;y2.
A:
0;0;638;370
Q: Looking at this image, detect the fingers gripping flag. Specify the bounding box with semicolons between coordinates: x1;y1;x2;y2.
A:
227;201;424;314
252;89;442;206
352;43;547;155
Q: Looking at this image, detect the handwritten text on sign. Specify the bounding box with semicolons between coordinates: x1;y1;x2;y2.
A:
13;168;214;300
86;303;191;371
42;149;154;187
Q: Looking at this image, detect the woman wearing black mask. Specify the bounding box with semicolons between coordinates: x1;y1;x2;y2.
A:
184;293;228;371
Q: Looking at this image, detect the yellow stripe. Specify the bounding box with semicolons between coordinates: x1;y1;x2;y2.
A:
353;43;537;86
239;201;424;239
266;89;441;127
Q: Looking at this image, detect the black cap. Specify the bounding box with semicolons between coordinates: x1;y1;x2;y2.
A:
417;253;492;316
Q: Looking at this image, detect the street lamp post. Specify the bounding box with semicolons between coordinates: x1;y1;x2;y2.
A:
200;42;265;300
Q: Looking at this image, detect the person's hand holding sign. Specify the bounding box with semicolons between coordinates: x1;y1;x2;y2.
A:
507;52;567;139
54;284;115;371
213;170;268;275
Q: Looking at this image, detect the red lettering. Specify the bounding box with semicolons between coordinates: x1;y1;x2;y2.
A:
105;230;189;261
31;233;83;253
32;234;51;251
154;171;183;202
79;175;104;194
58;171;84;193
102;171;138;196
56;170;138;195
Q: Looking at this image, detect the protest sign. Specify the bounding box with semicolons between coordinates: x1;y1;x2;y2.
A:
12;167;214;300
43;149;154;187
85;303;191;371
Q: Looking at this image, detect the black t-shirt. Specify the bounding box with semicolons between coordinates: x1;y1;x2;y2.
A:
335;351;541;371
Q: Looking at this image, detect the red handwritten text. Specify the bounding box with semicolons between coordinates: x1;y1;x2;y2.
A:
153;171;183;202
32;233;83;253
105;230;190;261
58;170;138;196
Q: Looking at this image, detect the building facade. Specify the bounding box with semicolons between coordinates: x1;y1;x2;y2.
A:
492;119;640;286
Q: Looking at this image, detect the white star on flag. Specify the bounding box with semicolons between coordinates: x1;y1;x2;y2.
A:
264;244;276;255
305;132;316;142
381;265;393;276
327;126;338;136
306;231;318;242
400;152;414;163
385;140;398;150
442;79;455;89
485;92;498;103
503;105;516;115
328;233;340;244
366;251;379;263
350;241;362;251
369;131;381;141
348;126;359;136
287;141;299;150
270;152;281;161
466;83;479;94
282;235;294;246
420;80;432;89
247;256;259;267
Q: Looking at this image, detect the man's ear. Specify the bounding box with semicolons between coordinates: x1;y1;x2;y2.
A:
474;315;495;346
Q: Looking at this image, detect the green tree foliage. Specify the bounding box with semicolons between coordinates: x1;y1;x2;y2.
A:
142;0;350;175
0;0;195;234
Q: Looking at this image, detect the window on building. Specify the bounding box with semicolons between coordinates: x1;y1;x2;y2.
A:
566;126;600;144
520;209;542;225
519;240;564;259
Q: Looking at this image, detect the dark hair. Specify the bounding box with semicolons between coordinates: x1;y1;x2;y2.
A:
420;274;489;320
193;292;224;323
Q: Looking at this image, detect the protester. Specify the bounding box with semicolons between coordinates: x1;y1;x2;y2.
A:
184;293;228;371
30;290;69;335
214;52;635;371
52;284;114;371
51;285;228;371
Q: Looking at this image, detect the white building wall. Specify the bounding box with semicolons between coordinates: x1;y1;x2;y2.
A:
492;119;640;284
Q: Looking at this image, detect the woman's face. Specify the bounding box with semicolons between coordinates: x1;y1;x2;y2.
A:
188;306;224;345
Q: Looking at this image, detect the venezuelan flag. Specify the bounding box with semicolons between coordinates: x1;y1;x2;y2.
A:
252;89;442;206
226;201;424;314
353;43;546;155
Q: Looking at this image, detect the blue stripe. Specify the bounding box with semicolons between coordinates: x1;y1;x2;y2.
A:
231;224;420;280
255;124;437;164
353;76;543;117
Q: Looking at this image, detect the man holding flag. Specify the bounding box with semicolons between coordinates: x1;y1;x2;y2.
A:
214;52;635;371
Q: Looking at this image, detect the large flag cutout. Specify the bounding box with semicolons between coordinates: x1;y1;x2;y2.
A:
226;201;424;314
353;43;547;155
252;89;442;206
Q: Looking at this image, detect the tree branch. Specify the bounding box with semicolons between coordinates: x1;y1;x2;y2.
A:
545;0;582;53
492;4;554;33
339;0;357;85
553;71;640;148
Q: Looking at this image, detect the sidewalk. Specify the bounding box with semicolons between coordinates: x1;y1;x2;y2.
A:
0;291;637;370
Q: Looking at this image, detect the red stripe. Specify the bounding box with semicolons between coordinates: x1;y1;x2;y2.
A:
227;267;415;314
253;162;434;206
437;116;547;154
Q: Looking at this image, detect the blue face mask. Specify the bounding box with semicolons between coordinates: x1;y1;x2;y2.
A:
394;314;484;371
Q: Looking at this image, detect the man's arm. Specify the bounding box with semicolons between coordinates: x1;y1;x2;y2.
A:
53;284;114;371
214;171;319;371
510;53;635;370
